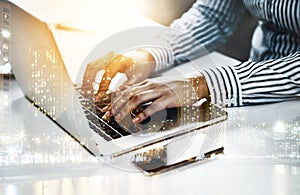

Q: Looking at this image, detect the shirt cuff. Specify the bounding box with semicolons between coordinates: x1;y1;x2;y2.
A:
201;65;243;107
143;47;174;72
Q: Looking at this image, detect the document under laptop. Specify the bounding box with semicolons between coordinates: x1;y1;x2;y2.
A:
5;0;227;160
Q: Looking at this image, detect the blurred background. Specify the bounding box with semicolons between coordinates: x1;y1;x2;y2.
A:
10;0;257;62
131;0;258;61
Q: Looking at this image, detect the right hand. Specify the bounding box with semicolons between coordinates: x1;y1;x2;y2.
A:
103;75;210;123
82;50;156;102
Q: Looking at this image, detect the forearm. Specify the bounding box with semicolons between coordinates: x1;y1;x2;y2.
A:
202;52;300;107
147;0;245;71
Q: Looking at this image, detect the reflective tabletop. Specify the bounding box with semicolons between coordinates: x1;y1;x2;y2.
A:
1;75;300;195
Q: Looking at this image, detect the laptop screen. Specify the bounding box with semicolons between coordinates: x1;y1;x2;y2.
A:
8;0;227;159
8;0;102;155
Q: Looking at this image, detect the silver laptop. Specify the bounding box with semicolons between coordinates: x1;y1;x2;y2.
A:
6;0;227;160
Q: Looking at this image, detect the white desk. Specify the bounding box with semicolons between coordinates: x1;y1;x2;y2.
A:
1;52;300;194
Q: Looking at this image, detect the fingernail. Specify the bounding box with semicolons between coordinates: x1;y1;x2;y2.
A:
132;117;140;124
102;111;110;120
106;89;112;95
92;82;99;94
115;113;121;122
100;106;108;112
95;70;105;83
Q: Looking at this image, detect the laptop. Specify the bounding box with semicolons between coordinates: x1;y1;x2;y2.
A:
6;0;227;160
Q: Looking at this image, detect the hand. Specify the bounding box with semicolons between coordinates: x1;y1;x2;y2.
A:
103;75;209;123
81;51;115;99
82;50;156;102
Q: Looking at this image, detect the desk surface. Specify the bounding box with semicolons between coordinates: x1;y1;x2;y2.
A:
1;54;300;195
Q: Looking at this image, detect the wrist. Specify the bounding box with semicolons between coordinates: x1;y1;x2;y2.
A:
188;75;210;101
124;49;156;72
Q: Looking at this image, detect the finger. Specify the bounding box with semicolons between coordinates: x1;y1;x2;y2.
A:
100;104;110;113
121;77;138;87
95;90;109;102
101;101;112;120
108;72;128;92
122;68;146;86
114;89;165;122
96;55;133;98
103;51;116;63
109;85;140;114
123;80;159;96
103;55;133;85
132;97;170;123
88;57;106;67
92;70;105;95
97;69;118;93
122;50;156;86
84;58;106;81
81;59;106;94
122;62;155;87
110;83;155;116
102;110;112;121
110;92;132;121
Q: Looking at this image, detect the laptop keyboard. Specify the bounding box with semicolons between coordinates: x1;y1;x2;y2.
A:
75;83;182;141
75;85;130;141
75;82;208;141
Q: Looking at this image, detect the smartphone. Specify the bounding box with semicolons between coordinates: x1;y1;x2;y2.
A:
132;133;224;176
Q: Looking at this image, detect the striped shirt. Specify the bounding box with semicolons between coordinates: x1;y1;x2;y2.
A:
148;0;300;107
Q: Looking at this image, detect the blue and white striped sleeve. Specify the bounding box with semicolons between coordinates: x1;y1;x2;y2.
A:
203;52;300;107
146;0;245;71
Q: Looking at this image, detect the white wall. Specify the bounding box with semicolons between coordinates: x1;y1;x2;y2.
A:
130;0;196;25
